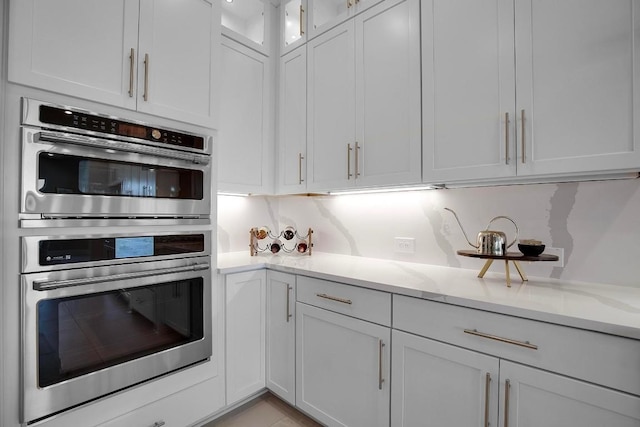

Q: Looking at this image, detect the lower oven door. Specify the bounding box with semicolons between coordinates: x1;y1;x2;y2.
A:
21;257;212;423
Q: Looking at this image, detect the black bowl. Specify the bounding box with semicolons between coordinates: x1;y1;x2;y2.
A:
518;243;545;256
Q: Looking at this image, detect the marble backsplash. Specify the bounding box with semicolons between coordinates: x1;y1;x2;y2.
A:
217;178;640;288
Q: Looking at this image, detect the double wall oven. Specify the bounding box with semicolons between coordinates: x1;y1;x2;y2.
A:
18;99;215;424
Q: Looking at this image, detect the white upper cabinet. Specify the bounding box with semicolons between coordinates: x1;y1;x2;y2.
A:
307;0;384;40
307;0;421;192
423;0;640;184
9;0;140;110
218;36;274;194
422;0;516;183
221;0;271;55
277;46;308;194
515;0;640;177
307;20;356;191
281;0;307;55
354;0;421;188
137;0;221;128
9;0;220;129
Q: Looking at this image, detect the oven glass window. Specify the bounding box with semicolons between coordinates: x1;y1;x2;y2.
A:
37;153;203;200
37;278;204;387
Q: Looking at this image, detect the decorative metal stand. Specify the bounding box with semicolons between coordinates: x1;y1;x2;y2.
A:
250;227;313;256
457;250;559;287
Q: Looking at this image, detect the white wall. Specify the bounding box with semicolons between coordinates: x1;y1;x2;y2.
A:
218;177;640;287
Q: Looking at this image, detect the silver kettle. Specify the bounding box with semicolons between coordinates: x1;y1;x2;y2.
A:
445;208;519;256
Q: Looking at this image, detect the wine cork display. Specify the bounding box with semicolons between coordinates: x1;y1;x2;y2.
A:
249;226;313;256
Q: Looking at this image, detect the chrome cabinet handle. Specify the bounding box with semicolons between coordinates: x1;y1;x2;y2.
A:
378;339;385;390
316;293;352;305
33;263;210;291
520;109;525;163
463;329;538;350
298;153;305;184
143;53;150;101
504;379;511;427
286;285;293;322
347;143;353;179
505;112;510;164
484;373;491;427
299;5;304;36
355;141;361;177
128;48;135;97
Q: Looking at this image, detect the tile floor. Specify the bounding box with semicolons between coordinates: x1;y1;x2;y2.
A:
202;393;323;427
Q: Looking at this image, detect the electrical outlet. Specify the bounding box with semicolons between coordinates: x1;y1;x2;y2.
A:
545;247;564;267
394;237;415;254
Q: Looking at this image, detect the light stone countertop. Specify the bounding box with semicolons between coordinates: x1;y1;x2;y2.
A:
218;251;640;341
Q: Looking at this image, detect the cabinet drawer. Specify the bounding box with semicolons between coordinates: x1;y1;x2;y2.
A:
297;276;391;326
393;295;640;397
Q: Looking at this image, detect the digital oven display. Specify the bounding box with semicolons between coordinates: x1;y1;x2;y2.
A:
115;237;154;259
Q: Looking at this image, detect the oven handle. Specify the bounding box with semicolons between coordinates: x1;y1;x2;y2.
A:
32;262;210;291
36;130;210;165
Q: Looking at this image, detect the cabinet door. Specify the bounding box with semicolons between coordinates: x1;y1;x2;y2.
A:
137;0;220;128
296;303;390;427
278;46;308;194
307;20;356;192
281;0;308;56
422;0;516;183
500;361;640;427
391;330;499;427
308;0;384;40
8;0;139;109
225;270;266;405
515;0;640;176
219;36;273;194
266;271;296;405
354;0;421;188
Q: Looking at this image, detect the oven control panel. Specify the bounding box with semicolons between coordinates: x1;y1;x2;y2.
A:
38;104;204;150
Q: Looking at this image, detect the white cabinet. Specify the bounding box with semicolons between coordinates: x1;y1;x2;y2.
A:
281;0;307;55
296;303;390;427
307;0;384;41
221;0;273;56
278;46;308;194
8;0;220;128
218;36;274;194
423;0;640;184
421;0;516;182
514;0;640;177
500;361;640;427
391;330;500;427
393;295;640;427
306;0;421;192
225;270;266;405
266;271;296;405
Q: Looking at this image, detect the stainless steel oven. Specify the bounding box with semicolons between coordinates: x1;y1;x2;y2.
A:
20;231;212;423
20;98;212;222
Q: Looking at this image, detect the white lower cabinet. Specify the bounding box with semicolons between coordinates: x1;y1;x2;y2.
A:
296;303;390;427
225;270;266;405
500;361;640;427
391;330;500;427
392;295;640;427
266;271;296;405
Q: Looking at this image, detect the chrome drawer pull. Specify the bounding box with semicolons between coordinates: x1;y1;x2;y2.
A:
464;329;538;350
316;293;352;305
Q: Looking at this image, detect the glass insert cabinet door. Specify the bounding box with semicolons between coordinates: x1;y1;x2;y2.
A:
221;0;266;51
282;0;306;53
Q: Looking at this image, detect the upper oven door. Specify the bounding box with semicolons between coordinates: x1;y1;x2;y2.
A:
21;128;212;218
